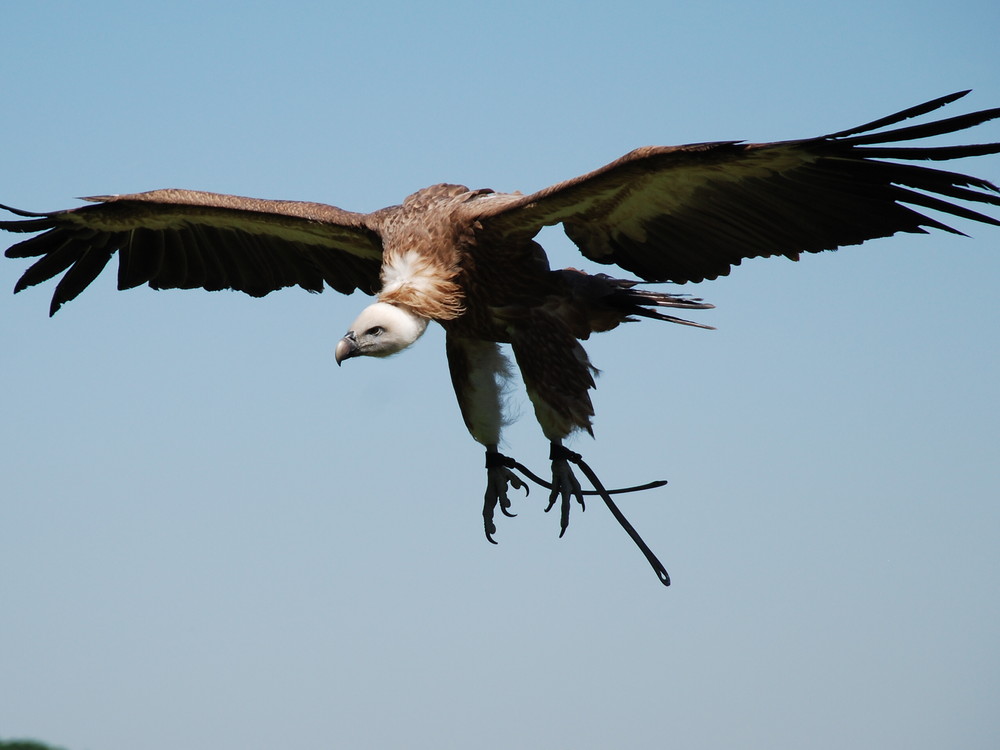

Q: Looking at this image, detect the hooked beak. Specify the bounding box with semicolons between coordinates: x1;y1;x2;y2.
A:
335;333;358;366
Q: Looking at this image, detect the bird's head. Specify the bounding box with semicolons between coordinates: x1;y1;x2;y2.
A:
335;301;429;365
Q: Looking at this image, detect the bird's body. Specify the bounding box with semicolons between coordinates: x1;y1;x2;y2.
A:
4;91;1000;585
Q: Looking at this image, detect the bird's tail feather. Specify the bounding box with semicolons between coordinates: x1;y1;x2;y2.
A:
603;277;715;329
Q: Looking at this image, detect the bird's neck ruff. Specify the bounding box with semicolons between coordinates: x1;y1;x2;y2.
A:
379;248;465;320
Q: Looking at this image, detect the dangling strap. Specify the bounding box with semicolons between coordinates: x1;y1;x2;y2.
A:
550;444;671;587
487;449;667;496
487;447;671;587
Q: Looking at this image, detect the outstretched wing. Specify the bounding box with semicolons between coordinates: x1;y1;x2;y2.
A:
473;91;1000;283
1;189;385;315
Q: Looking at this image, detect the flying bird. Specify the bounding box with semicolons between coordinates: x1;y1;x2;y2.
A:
4;91;1000;586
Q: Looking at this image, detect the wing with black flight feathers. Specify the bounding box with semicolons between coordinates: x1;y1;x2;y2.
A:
474;91;1000;283
1;189;384;315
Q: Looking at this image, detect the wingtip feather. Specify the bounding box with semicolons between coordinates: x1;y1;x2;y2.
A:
827;90;977;139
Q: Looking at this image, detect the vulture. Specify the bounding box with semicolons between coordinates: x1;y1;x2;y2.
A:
4;91;1000;586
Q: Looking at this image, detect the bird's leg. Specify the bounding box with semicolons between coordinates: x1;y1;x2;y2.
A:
482;445;528;544
545;441;587;537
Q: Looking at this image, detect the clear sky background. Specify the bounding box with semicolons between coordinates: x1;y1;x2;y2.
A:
1;2;998;749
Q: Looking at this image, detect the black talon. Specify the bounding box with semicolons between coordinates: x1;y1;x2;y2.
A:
483;449;527;543
546;442;586;536
546;464;585;538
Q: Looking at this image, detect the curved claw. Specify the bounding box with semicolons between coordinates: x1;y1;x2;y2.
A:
483;450;528;544
546;447;586;538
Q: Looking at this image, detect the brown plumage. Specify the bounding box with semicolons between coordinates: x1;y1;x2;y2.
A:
4;91;1000;585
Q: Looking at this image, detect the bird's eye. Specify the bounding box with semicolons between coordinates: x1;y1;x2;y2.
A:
366;326;384;336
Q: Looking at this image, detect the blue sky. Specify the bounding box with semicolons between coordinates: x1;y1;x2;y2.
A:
2;2;998;749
